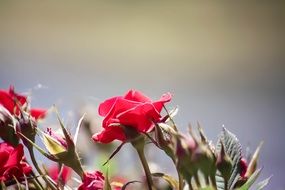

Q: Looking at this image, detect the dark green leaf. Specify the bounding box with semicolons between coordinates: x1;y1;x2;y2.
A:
103;142;125;166
216;128;242;190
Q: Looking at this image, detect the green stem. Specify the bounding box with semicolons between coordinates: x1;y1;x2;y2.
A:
178;172;183;190
28;147;58;190
30;172;44;190
224;180;228;190
131;136;154;190
194;173;201;188
136;147;154;190
210;175;217;190
186;178;193;190
170;156;183;190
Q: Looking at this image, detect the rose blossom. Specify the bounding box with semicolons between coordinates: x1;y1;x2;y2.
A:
0;142;32;183
48;165;72;184
78;171;105;190
93;90;171;143
0;86;46;120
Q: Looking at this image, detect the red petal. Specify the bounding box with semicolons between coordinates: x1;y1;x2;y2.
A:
30;108;47;120
102;98;139;128
8;86;27;107
123;90;151;103
4;144;24;168
92;126;126;143
98;97;118;117
117;103;161;132
152;92;172;113
0;87;27;115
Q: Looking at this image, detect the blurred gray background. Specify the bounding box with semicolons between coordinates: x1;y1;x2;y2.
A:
0;1;284;189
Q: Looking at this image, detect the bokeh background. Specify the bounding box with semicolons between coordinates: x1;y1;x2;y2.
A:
0;1;284;189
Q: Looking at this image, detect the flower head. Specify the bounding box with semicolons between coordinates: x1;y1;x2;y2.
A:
0;142;32;183
93;90;171;143
78;171;105;190
0;86;46;120
48;165;72;184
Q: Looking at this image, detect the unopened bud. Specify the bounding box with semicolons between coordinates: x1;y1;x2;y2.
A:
216;143;233;181
244;142;263;178
0;106;19;146
17;117;37;147
192;143;215;177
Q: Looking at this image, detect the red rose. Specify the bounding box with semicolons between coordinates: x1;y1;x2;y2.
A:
92;90;171;143
0;86;46;120
48;165;72;184
0;142;32;183
78;171;104;190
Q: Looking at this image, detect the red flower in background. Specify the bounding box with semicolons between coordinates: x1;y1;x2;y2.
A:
78;171;105;190
92;90;172;143
0;142;32;182
48;165;72;184
240;157;248;178
0;86;46;120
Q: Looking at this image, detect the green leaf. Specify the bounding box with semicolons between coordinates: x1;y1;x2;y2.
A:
216;128;242;190
235;168;262;190
152;172;179;190
17;132;55;161
103;142;125;166
256;175;272;190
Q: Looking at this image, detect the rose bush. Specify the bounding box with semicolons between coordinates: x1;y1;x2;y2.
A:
93;90;171;143
0;142;32;183
0;86;267;190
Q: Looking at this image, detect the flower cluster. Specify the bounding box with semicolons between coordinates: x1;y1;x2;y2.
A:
0;86;268;190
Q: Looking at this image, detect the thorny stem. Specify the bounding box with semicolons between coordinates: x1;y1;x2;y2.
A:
28;147;58;190
210;175;217;190
132;136;154;190
224;180;228;190
136;148;154;190
178;172;184;190
194;173;201;188
170;156;183;190
30;172;44;190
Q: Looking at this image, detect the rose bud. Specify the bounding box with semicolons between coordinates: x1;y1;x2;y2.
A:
43;128;68;156
191;142;216;179
0;106;19;146
244;142;263;178
175;134;198;182
42;123;84;179
216;143;233;182
17;117;37;148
